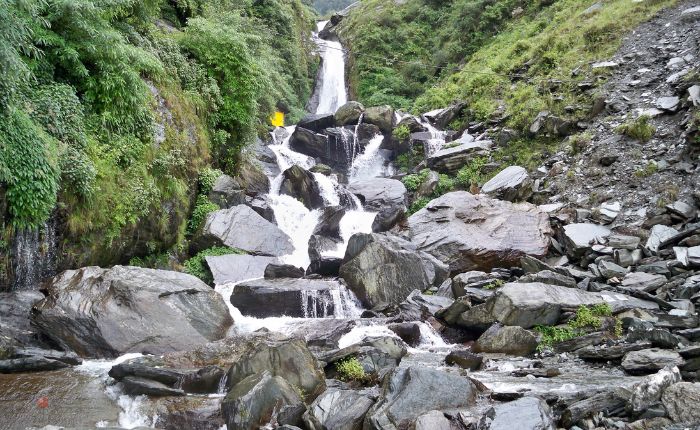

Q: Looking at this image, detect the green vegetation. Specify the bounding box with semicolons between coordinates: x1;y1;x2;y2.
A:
535;303;616;351
635;161;658;178
183;246;245;284
188;195;220;234
616;115;656;142
393;124;411;141
0;0;316;270
483;279;505;290
335;356;367;382
402;169;458;214
311;0;356;15
568;132;593;154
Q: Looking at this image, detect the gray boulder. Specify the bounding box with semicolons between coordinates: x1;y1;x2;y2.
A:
303;388;374;430
423;103;467;129
225;337;326;401
231;278;350;318
662;382;700;423
264;263;305;279
629;366;681;413
622;349;685;375
197;205;294;256
339;233;449;308
280;165;324;210
221;371;304;430
364;105;395;134
31;266;233;358
345;180;406;232
562;223;611;258
445;350;483;370
363;366;479;430
407;192;551;274
208;162;270;208
290;127;329;162
454;282;657;330
208;174;246;208
426;141;492;173
414;411;451;430
473;324;538;356
205;254;278;285
481;166;533;202
621;272;666;292
313;206;346;240
487;397;555;430
335;101;365;126
320;336;407;379
298;113;336;132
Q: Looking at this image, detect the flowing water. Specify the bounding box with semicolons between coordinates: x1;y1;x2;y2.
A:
313;21;347;114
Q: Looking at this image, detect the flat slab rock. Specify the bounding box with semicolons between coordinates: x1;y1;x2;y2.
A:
407;191;552;274
205;254;279;285
200;205;294;256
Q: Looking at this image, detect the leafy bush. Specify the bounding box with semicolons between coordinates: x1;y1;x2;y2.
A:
198;167;224;194
456;157;488;188
183;246;245;284
335;357;366;382
0;109;60;228
401;169;430;191
408;197;432;215
188;195;220;234
616;115;655;142
393;124;411;141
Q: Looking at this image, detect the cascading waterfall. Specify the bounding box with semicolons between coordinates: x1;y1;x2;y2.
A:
421;119;447;155
313;21;347;114
9;220;57;290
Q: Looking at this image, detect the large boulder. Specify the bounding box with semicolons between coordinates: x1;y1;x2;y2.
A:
230;278;352;318
628;366;681;413
335;101;365;126
481;166;533;202
31;266;233;358
298;113;335;133
406;192;552;274
208;162;270;208
0;290;45;352
363;366;479;430
661;382;700;424
364;105;395;134
561;223;612;258
622;349;685;375
289;127;329;161
426;141;492;173
313;206;346;240
452;282;657;330
303;388;375;430
320;336;407;379
486;397;555;430
205;254;278;285
347;178;407;232
225;337;326;401
473;324;538;356
423;103;467;129
280;165;324;210
195;205;294;256
339;233;449;308
221;371;304;430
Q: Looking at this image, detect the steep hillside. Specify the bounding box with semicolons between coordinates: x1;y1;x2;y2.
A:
0;0;316;289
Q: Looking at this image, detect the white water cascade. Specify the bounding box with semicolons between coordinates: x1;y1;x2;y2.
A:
313;20;348;114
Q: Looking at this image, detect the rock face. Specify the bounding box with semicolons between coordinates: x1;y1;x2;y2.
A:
406;192;551;274
621;349;685;375
347;178;407;232
452;282;656;330
364;105;394;133
426;141;492;173
205;254;278;285
473;324;538;356
225;337;326;401
280;165;325;210
32;266;233;358
339;233;449;308
628;366;681;413
481;166;533;202
487;397;555;430
221;371;304;430
662;382;700;423
363;366;478;430
230;278;350;318
197;205;294;256
335;101;365;126
303;388;375;430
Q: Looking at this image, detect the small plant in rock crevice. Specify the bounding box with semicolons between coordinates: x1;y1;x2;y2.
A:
615;115;655;142
335;356;367;382
534;303;617;351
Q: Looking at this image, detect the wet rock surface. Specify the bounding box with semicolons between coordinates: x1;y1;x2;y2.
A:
31;266;233;358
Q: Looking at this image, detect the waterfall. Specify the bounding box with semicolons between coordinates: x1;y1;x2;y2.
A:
349;134;391;180
313;21;348;114
420;118;447;155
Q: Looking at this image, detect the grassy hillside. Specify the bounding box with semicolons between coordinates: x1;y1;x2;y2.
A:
340;0;675;132
0;0;316;271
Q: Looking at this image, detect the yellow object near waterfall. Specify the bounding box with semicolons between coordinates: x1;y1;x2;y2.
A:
270;111;284;127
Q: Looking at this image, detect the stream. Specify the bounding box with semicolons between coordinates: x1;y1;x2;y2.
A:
0;20;646;430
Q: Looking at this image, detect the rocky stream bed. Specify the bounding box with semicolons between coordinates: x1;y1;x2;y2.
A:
2;9;700;430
